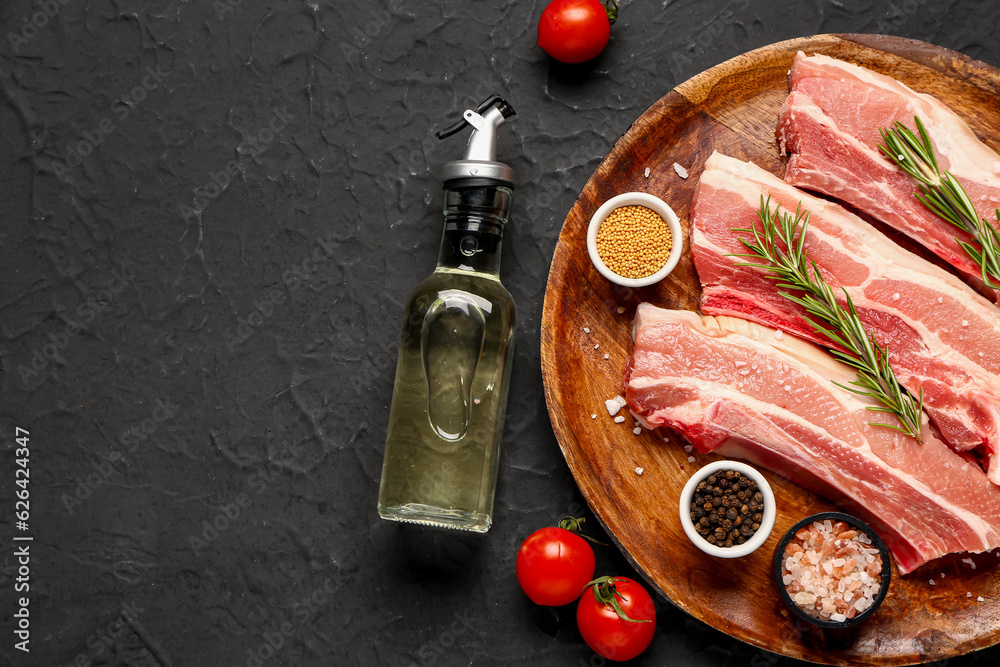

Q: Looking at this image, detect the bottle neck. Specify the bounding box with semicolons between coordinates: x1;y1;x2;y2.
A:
436;183;512;275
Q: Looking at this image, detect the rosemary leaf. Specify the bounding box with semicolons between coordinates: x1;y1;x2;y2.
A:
731;196;924;442
879;116;1000;288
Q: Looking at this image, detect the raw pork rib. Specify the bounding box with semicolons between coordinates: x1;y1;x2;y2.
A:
625;305;1000;573
777;52;1000;298
691;151;1000;485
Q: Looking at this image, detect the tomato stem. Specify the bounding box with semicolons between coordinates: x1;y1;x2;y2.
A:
604;1;619;25
584;576;653;623
558;516;608;546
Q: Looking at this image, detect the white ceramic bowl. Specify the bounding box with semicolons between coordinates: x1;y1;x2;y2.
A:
678;460;777;558
586;192;683;288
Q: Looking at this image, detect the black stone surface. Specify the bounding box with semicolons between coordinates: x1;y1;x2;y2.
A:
1;1;999;665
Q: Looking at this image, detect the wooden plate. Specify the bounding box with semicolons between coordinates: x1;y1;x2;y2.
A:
540;34;1000;666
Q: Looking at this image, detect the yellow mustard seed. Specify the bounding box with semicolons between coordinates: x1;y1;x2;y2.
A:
595;205;673;279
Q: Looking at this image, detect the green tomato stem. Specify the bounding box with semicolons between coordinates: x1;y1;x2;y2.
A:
585;576;652;623
558;516;608;546
605;1;620;26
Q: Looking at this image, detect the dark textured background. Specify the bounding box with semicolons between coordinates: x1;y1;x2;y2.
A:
1;1;999;665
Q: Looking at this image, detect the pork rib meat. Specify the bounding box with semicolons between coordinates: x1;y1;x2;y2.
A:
777;52;1000;298
691;151;1000;485
625;305;1000;574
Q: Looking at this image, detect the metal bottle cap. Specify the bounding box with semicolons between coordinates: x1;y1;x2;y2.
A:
436;95;516;188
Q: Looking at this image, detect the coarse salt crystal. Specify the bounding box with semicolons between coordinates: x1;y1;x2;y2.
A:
591;414;597;419
683;445;693;453
937;296;944;303
614;416;625;423
474;398;480;404
892;292;900;301
774;329;784;340
673;162;689;179
784;385;792;391
617;307;625;314
603;353;609;359
929;579;935;585
605;396;626;415
687;456;695;463
635;467;644;475
633;427;641;435
594;344;600;349
967;592;973;598
583;327;590;333
962;320;969;327
644;167;651;178
978;596;985;602
831;613;846;623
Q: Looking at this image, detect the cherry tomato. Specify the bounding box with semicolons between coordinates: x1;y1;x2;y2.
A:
576;577;655;661
517;524;596;606
537;0;618;64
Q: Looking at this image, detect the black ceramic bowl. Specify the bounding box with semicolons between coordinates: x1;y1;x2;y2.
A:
772;512;891;629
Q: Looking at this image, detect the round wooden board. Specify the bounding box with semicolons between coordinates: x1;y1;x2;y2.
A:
540;34;1000;666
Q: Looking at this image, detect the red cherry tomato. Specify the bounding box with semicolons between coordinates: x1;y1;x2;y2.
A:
537;0;617;64
516;525;596;606
576;577;655;661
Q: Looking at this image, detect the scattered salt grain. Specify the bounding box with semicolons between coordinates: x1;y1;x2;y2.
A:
892;292;900;301
474;398;481;404
603;353;610;360
929;579;935;586
687;456;695;463
784;385;792;391
774;329;784;340
683;444;693;453
591;414;597;419
617;307;625;314
594;344;600;349
961;320;969;327
937;296;944;303
978;596;985;602
614;416;625;424
635;467;644;475
644;167;651;178
673;162;689;179
583;327;590;333
605;395;627;416
633;427;641;435
962;557;977;570
967;592;973;598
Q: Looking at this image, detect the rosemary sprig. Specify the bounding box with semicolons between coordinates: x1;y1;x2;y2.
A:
731;196;924;442
878;116;1000;289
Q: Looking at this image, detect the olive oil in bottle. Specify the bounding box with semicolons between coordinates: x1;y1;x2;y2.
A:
377;95;517;533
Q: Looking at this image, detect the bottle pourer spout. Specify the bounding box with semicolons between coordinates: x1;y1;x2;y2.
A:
437;94;516;188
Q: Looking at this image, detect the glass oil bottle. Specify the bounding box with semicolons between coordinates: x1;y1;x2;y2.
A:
377;95;517;533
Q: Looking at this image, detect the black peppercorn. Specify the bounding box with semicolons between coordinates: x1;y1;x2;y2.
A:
690;468;766;548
